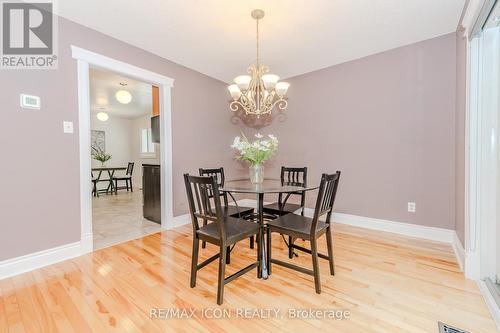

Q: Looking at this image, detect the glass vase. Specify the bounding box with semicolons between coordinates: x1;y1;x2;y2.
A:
249;164;264;184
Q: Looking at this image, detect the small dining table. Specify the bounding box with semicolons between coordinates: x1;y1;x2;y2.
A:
221;179;319;279
92;166;127;194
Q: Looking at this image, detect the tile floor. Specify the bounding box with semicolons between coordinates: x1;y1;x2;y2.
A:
92;190;162;250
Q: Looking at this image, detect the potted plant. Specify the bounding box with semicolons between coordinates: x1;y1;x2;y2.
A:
91;146;112;167
231;133;278;184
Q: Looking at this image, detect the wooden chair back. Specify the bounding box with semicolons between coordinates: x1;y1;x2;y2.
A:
126;162;135;176
310;172;341;235
199;167;229;206
278;166;308;209
184;174;226;240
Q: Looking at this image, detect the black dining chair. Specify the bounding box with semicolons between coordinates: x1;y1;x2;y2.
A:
263;166;307;258
263;167;308;216
199;167;256;250
114;162;134;193
184;174;260;305
266;171;341;294
91;172;99;197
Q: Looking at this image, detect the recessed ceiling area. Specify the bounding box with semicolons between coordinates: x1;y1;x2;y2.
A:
57;0;465;83
90;68;152;119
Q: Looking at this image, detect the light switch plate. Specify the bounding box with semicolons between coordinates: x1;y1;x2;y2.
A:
63;121;74;134
407;202;416;213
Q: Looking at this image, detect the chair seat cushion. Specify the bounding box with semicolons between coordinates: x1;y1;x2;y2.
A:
267;213;328;239
263;202;302;215
223;205;254;218
197;216;259;245
114;176;132;180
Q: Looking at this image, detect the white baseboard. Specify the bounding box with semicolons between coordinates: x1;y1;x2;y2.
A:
170;213;192;229
477;280;500;331
302;208;455;243
452;232;465;272
229;200;456;244
0;241;82;280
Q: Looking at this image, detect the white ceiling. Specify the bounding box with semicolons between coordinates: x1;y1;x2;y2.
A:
58;0;465;83
90;68;152;119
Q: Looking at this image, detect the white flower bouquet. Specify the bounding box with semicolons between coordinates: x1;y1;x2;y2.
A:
231;133;279;184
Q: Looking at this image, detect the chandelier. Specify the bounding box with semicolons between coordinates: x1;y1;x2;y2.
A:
228;9;290;118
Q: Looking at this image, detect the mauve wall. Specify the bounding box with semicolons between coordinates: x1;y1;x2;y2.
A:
244;33;457;230
0;17;239;261
455;30;467;246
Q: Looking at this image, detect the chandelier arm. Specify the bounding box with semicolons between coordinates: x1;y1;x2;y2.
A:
271;98;288;111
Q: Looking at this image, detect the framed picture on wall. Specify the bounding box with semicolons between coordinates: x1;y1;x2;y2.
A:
91;130;105;152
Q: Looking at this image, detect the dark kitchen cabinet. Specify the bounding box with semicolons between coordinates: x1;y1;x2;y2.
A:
151;115;160;143
143;164;161;224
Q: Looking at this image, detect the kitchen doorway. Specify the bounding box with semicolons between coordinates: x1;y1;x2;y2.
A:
72;46;174;253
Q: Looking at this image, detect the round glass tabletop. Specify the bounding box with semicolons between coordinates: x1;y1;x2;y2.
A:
221;179;319;194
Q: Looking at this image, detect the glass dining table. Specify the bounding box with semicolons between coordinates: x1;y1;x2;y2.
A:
221;179;319;279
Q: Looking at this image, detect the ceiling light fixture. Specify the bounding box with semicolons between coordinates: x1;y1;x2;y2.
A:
96;112;109;122
228;9;289;118
115;90;132;104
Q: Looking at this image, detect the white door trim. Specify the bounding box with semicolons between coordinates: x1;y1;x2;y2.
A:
71;45;174;253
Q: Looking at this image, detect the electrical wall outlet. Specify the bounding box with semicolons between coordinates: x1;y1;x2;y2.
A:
63;121;74;134
407;202;416;213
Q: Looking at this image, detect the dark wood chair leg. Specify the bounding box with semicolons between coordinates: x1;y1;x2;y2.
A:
201;219;207;248
267;228;272;275
130;178;133;192
226;246;231;264
325;226;335;276
311;238;321;294
126;179;129;191
257;228;262;279
249;236;254;249
217;245;227;305
190;237;199;288
288;236;294;258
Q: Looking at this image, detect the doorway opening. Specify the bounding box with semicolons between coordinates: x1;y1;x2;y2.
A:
90;68;164;249
72;46;174;253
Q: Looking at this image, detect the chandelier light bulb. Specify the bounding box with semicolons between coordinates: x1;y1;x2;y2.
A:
262;74;280;90
275;82;290;97
228;84;242;100
96;112;109;122
115;90;132;104
234;75;252;90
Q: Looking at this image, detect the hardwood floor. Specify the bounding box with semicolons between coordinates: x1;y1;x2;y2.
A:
0;223;496;333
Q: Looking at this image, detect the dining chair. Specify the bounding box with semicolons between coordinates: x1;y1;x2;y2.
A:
199;167;256;250
263;166;308;216
91;172;99;197
263;166;307;258
114;162;134;193
184;174;260;305
266;171;341;294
